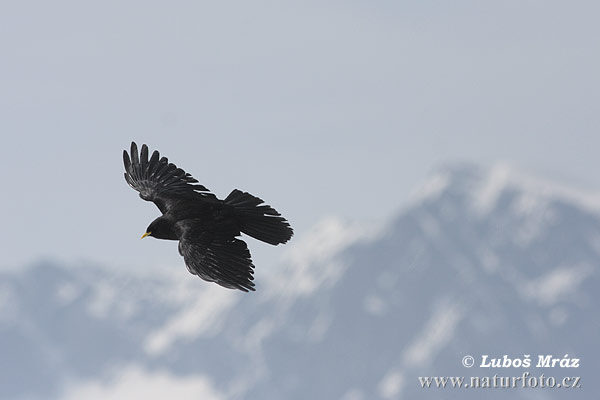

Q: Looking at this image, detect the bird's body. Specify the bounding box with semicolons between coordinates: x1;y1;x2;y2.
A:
123;142;293;291
148;198;224;240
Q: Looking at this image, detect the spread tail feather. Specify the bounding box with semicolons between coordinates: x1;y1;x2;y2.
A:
225;189;293;245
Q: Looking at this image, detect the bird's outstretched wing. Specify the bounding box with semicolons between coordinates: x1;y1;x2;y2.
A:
123;142;216;213
178;226;256;292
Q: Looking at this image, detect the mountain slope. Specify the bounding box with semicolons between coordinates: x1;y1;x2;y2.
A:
1;164;598;400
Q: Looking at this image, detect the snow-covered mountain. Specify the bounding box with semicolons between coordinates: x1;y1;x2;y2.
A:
1;164;598;400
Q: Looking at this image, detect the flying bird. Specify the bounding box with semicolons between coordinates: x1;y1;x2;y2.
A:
123;142;293;292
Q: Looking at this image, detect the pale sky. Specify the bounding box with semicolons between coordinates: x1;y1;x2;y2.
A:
1;1;599;271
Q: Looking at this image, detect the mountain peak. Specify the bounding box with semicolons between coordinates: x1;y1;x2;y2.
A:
2;162;599;400
410;162;600;216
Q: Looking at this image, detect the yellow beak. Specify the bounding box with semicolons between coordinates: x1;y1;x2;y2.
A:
141;232;151;239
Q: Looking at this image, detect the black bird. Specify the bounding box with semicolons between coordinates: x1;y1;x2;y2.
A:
123;142;293;292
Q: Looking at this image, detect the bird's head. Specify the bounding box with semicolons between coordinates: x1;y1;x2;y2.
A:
141;217;176;240
141;221;156;239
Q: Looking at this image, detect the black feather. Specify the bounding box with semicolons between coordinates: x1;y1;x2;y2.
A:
122;142;292;292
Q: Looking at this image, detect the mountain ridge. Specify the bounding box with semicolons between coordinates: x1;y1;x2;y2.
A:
1;163;598;400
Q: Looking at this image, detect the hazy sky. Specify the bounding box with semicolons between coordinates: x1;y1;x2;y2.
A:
1;1;599;271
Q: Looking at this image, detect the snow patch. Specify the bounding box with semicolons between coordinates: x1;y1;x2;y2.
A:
472;164;600;216
60;365;224;400
378;370;404;399
144;286;238;356
85;278;142;320
409;172;450;203
526;264;593;306
511;193;557;246
411;164;600;220
87;281;117;319
473;164;511;215
241;318;276;351
403;301;463;367
512;191;547;215
270;217;373;297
